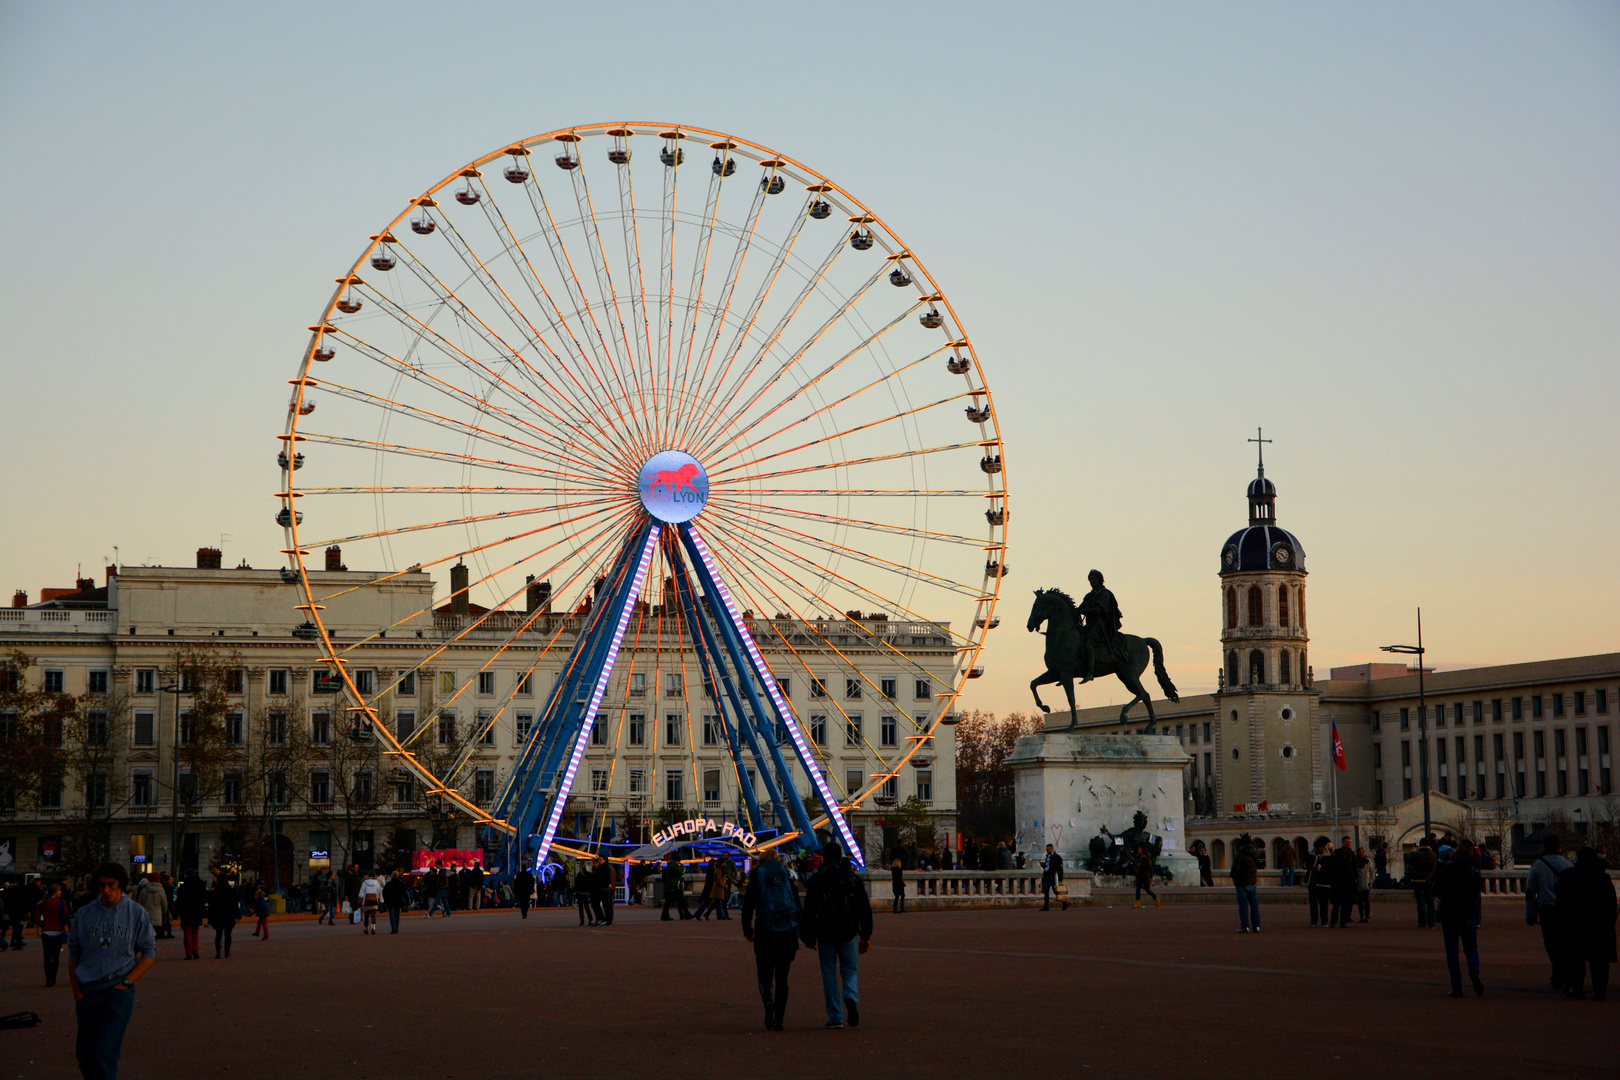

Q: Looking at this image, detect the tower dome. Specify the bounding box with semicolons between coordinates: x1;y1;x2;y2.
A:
1220;432;1304;574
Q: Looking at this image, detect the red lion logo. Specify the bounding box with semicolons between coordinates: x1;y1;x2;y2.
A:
650;462;701;495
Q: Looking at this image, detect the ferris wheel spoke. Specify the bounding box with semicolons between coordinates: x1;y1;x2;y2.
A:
611;135;659;444
681;191;814;445
692;261;889;463
295;432;628;486
716;440;987;485
716;499;991;548
668;163;769;448
310;371;628;485
306;493;631;549
354;250;630;464
668;164;727;441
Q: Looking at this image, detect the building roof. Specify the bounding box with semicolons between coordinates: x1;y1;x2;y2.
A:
1220;524;1306;574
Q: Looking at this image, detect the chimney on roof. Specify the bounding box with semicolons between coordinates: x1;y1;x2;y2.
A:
12;590;26;608
526;575;552;614
196;547;223;570
450;561;469;615
76;577;95;593
325;545;346;572
105;566;117;584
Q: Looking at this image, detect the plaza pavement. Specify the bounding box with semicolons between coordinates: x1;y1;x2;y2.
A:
2;900;1614;1079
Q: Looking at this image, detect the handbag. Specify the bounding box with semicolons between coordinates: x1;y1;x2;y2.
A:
1055;881;1069;898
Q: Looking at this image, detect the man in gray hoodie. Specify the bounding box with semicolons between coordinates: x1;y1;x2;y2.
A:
68;863;157;1080
1524;833;1574;992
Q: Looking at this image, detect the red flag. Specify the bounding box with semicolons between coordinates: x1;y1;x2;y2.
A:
1331;721;1347;771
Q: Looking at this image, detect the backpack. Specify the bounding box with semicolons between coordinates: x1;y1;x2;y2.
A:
755;860;798;933
817;868;862;943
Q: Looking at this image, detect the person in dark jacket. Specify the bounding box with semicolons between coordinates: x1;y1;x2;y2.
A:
1407;841;1438;928
1231;836;1260;933
1432;838;1485;997
1132;845;1159;909
889;857;906;914
175;870;208;960
801;843;873;1029
1560;846;1617;1000
206;873;239;959
575;865;596;925
590;857;614;926
1040;844;1066;911
742;848;802;1031
1329;838;1357;928
382;871;409;934
660;856;690;921
1305;839;1333;927
513;868;536;919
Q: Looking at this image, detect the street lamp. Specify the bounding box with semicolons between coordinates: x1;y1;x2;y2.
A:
1382;608;1430;845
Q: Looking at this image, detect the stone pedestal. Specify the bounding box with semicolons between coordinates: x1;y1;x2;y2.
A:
1008;731;1199;886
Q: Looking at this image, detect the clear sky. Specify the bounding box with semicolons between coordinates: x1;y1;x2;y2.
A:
2;1;1616;713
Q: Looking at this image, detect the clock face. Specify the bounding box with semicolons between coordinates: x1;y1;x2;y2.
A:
1272;544;1292;566
1222;546;1237;568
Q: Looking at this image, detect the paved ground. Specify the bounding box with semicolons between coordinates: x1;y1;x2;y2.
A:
2;899;1614;1080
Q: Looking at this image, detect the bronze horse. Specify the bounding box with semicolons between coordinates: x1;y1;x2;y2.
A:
1027;588;1180;732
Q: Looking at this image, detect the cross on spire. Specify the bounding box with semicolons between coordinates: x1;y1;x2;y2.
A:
1249;426;1272;477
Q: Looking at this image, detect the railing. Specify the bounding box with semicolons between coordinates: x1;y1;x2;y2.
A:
1205;868;1615;894
856;869;1090;907
0;609;117;634
428;612;952;647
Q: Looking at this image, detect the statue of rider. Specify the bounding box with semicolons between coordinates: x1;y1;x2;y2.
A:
1077;569;1122;684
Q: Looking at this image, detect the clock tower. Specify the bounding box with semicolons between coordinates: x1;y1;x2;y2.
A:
1212;431;1321;815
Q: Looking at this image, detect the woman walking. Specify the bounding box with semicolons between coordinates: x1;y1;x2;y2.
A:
1354;847;1374;923
176;870;207;959
315;872;337;926
250;884;270;940
1132;846;1160;908
889;857;906;914
207;873;239;959
358;872;382;935
1432;838;1485;997
34;882;71;986
1560;846;1617;1000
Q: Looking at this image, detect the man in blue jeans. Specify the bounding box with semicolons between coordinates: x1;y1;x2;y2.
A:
69;862;157;1080
800;843;874;1029
1231;836;1261;933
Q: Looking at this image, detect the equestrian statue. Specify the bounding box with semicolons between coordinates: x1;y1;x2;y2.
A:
1026;571;1180;733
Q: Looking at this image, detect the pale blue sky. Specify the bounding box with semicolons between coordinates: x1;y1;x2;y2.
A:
2;1;1616;711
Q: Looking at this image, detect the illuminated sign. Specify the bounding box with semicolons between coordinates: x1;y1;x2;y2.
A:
651;817;757;850
411;849;486;873
638;450;709;524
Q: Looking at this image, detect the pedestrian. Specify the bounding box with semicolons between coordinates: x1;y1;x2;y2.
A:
1525;833;1574;992
175;871;206;960
1040;844;1066;911
131;875;169;943
591;856;614;926
1354;847;1373;923
315;872;337;925
206;872;238;959
1192;839;1214;887
1408;840;1438;929
382;870;408;934
1433;838;1485;997
1278;840;1298;887
575;864;596;925
1132;845;1160;909
889;857;905;914
358;871;382;934
1232;835;1260;933
469;862;485;910
1306;838;1333;927
694;859;720;920
742;847;803;1031
714;856;735;919
513;867;536;919
1329;838;1357;928
801;842;873;1030
2;876;32;949
156;874;176;937
660;856;690;921
68;862;156;1080
1557;845;1616;1000
35;881;72;987
249;884;270;940
432;865;453;918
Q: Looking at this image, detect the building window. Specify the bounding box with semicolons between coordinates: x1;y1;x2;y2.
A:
1552;693;1564;717
1248;650;1265;686
1595;689;1607;714
1247;585;1263;627
810;678;827;699
353;669;373;696
311;711;331;745
222;772;242;806
916;770;933;802
702;714;721;747
438;712;457;745
131;771;153;807
1278;586;1290;627
1512;697;1523;721
590;768;608;793
312;669;339;695
846;678;862;700
268;669;288;696
135;668;156;694
476;711;495;745
665;713;683;747
310;771;331;805
703;769;721;804
1400;708;1410;731
881;677;897;700
267;710;288;745
398;670;417;697
396;710;416;741
1225;587;1237;630
629;768;646;794
43;670;64;693
392;771;415;805
1574;690;1586;716
914;679;932;700
83;772;108;808
515;711;532;744
590;717;605;745
1371;711;1381;733
475;769;495;804
882;775;898;801
352;769;374;803
628;672;646;698
87;670;109;694
1532;695;1543;719
665;770;684;804
516;672;532;696
628;714;645;746
846;714;862;747
881;715;897;747
133;711;155;747
1226;651;1238;689
775;676;791;698
478;672;495;696
439;672;457;695
810;714;827;747
1203;722;1212;742
665;673;684;699
1279;651;1291;685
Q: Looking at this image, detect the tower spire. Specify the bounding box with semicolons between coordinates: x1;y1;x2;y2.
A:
1249;426;1272;479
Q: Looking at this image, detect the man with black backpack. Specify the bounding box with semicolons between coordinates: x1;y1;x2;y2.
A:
801;842;873;1030
1526;832;1574;992
743;847;803;1031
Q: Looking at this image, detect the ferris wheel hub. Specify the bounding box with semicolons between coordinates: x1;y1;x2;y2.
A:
637;450;710;523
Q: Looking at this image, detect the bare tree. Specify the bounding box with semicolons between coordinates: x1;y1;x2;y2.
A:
0;649;74;815
954;710;1040;841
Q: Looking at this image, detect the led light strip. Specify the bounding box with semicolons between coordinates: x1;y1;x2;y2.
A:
533;524;662;867
686;525;864;867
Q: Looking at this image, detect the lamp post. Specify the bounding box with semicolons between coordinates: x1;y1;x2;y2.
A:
160;683;186;878
1382;608;1430;845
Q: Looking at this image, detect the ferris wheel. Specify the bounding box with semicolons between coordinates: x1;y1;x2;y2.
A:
278;123;1007;872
